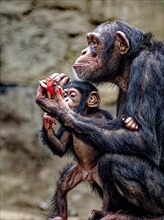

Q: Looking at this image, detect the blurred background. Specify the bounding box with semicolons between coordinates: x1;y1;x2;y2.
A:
0;0;163;219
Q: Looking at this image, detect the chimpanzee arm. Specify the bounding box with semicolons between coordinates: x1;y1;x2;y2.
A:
41;125;72;157
63;114;149;157
69;51;163;165
36;88;150;162
74;49;163;166
35;86;151;162
125;50;164;165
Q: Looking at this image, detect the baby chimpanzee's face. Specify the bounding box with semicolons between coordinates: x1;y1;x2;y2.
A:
63;88;82;110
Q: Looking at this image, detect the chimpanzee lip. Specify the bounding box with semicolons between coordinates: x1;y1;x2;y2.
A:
72;63;84;73
73;63;83;67
73;63;90;69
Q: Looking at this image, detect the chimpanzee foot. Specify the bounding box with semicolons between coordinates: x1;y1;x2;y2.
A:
88;209;105;220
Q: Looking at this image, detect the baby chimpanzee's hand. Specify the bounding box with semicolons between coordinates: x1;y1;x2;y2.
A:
43;113;56;130
122;117;138;131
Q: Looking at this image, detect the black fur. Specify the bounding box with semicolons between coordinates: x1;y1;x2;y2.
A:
36;21;164;218
58;21;164;217
63;80;99;115
41;126;73;157
40;80;113;219
48;163;75;218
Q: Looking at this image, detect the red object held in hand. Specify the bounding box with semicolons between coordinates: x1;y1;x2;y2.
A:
40;76;63;97
45;77;56;95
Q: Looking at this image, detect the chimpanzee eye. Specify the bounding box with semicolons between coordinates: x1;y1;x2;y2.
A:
87;34;92;46
70;92;76;99
70;94;76;98
92;39;97;47
87;39;91;46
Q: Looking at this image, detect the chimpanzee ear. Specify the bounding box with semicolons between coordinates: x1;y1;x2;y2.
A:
115;31;130;54
87;91;100;108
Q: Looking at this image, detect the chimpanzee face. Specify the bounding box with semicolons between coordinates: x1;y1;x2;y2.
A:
63;88;82;110
73;32;105;82
73;23;130;84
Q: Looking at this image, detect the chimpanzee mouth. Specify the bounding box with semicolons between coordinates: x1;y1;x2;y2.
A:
72;64;89;80
73;63;84;68
73;62;90;69
73;63;88;73
72;64;82;75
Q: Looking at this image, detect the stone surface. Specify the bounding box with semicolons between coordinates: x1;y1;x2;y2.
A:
0;0;163;219
0;0;163;84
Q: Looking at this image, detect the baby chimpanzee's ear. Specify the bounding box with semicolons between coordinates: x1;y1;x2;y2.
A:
87;91;100;108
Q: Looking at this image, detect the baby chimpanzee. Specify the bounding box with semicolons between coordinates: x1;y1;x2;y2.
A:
40;75;137;220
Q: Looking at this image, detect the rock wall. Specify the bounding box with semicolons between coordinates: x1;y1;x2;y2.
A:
0;0;163;217
1;0;163;84
1;0;163;153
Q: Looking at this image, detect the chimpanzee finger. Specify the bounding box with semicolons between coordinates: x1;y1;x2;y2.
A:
49;72;65;81
49;72;60;80
125;120;134;129
43;113;56;124
124;117;139;130
133;123;139;130
54;73;69;85
129;121;139;131
48;73;70;86
36;85;46;99
59;74;70;87
124;117;133;124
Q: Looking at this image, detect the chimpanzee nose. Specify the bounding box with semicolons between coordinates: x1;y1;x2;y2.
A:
64;97;69;102
81;48;87;56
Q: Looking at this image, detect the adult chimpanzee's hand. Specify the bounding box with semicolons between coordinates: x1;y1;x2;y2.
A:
36;84;70;117
48;72;70;87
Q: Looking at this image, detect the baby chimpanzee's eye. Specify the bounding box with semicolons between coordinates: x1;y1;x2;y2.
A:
70;92;76;99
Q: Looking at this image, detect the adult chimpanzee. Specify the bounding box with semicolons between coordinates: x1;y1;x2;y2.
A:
40;78;137;220
36;20;164;220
